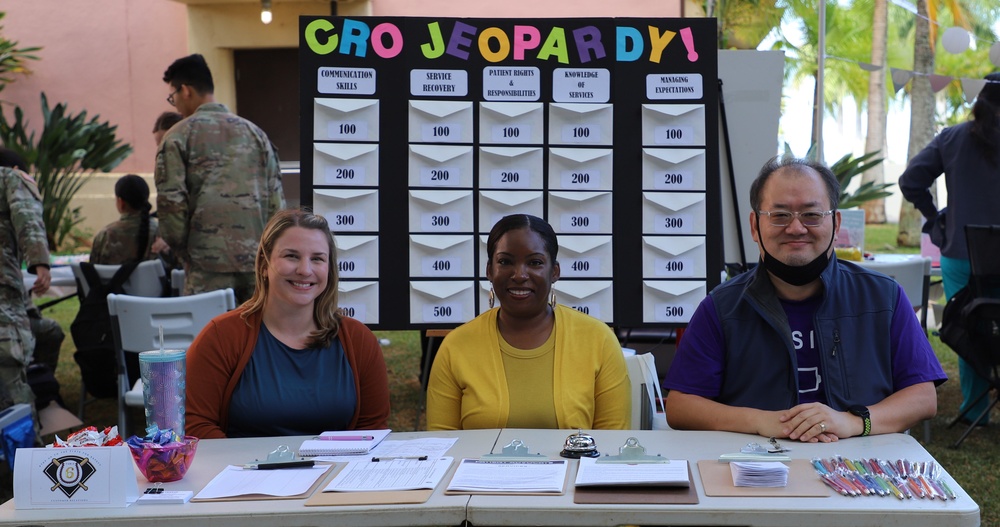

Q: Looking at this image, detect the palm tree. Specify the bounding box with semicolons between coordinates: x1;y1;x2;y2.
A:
860;0;889;223
896;0;998;245
897;0;935;246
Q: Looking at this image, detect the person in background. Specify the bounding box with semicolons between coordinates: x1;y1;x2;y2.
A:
899;73;1000;426
185;209;390;438
426;214;630;431
155;53;284;302
90;174;160;265
0;147;50;417
150;111;182;265
152;111;182;147
664;156;946;441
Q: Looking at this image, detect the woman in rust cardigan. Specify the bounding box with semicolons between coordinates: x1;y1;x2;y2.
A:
185;209;389;438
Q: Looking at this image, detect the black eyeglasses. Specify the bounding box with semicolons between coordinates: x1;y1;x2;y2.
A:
757;210;833;227
166;88;180;106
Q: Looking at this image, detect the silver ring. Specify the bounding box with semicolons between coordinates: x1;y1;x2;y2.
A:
820;422;827;432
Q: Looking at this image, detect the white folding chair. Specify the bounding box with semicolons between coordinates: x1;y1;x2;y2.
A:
106;288;236;435
857;257;932;330
71;260;167;420
170;268;186;297
624;354;652;430
71;260;166;298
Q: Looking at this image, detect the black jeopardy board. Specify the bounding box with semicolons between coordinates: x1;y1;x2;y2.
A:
298;16;721;330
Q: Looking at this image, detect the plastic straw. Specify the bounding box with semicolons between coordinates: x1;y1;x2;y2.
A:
159;325;164;354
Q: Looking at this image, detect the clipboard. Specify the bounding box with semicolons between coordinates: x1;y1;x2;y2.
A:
443;460;572;496
573;465;699;504
574;437;698;504
697;459;832;497
191;464;335;502
305;457;452;506
306;488;434;506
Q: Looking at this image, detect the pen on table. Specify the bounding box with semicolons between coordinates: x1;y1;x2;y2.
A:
371;455;429;462
317;435;374;441
819;474;852;496
243;460;315;470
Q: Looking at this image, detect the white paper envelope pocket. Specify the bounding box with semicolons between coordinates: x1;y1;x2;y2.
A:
641;192;706;235
313;143;379;187
548;148;613;191
553;280;614;322
333;235;379;279
408;100;473;143
409;281;474;324
313;98;379;141
641;236;706;279
557;235;613;278
409;190;474;233
14;446;139;509
479;102;544;144
478;146;544;189
548;191;613;234
409;235;475;277
478;280;495;314
548;103;613;145
338;281;379;324
478;234;490;278
641;104;706;146
408;144;474;188
642;280;706;323
641;149;706;191
479;191;544;233
314;188;379;233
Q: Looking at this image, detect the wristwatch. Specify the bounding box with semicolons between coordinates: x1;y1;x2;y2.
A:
849;405;871;436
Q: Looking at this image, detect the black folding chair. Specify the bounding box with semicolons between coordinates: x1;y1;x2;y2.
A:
941;224;1000;447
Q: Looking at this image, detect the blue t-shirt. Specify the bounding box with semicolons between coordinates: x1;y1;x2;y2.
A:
227;323;357;437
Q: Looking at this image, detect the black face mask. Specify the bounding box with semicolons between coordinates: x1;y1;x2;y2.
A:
756;215;836;287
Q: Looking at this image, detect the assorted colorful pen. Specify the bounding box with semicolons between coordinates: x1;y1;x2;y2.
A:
811;457;957;500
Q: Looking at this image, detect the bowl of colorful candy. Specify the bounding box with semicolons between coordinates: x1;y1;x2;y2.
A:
126;429;199;482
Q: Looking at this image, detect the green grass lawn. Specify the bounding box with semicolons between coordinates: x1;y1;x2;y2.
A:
6;223;996;525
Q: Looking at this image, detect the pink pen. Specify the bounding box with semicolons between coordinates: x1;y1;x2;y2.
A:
317;435;374;441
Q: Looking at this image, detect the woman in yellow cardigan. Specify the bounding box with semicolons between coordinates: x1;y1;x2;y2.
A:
426;214;630;430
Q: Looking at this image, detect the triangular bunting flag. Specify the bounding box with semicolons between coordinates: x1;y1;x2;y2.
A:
929;74;953;93
961;78;987;103
891;68;913;93
857;62;882;72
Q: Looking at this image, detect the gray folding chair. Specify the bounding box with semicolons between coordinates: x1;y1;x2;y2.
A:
106;288;236;435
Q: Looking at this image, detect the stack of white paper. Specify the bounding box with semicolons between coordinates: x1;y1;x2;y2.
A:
446;459;568;493
730;461;789;488
575;457;689;487
324;457;453;492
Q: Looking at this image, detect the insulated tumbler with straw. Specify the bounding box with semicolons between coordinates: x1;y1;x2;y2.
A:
139;329;186;436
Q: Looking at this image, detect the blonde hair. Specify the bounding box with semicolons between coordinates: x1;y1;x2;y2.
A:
241;208;341;348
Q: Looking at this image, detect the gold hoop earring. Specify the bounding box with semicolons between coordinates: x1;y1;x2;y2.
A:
489;287;496;308
549;290;557;307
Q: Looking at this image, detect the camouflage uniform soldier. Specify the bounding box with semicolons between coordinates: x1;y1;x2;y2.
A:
91;175;160;265
155;54;284;303
0;163;51;411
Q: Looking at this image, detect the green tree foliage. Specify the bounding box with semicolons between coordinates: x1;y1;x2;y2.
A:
702;0;785;50
0;12;40;93
783;142;894;209
0;93;132;250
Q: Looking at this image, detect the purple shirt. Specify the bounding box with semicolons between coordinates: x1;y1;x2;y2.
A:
665;283;944;404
